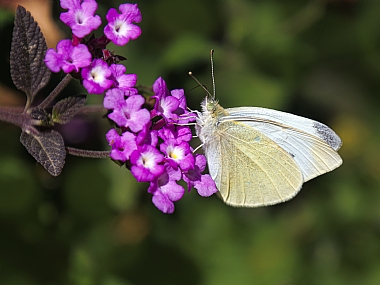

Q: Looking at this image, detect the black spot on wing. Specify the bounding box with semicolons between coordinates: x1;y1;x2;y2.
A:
313;122;342;151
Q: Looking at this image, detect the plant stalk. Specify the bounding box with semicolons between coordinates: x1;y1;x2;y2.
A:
0;107;24;127
66;147;110;158
39;73;73;109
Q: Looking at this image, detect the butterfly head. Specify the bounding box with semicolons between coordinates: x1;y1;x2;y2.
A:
201;96;218;113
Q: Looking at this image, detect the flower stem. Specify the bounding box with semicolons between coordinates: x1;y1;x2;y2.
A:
66;147;110;158
76;105;107;115
0;106;24;113
39;73;73;109
0;106;24;127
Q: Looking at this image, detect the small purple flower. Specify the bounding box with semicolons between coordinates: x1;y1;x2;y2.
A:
106;129;137;162
152;77;180;121
136;122;158;147
158;125;193;144
104;3;142;46
170;89;186;108
155;96;180;122
164;162;183;182
109;64;138;95
148;171;185;214
152;77;170;99
107;93;150;133
157;125;176;141
81;59;113;94
176;126;194;143
60;0;102;38
130;145;165;182
193;173;217;197
171;88;197;124
183;154;218;197
103;88;125;111
151;190;175;214
161;140;194;171
44;39;92;73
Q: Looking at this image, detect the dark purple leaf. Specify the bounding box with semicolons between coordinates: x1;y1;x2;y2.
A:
52;95;87;124
20;130;66;176
10;5;50;103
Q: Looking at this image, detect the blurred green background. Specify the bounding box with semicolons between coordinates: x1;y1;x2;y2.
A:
1;1;379;284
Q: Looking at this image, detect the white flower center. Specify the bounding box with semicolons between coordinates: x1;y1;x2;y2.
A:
113;19;131;36
140;151;156;169
167;145;183;161
90;66;105;83
75;11;85;25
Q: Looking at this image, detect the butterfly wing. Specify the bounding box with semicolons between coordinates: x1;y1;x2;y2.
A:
205;120;304;207
221;107;343;182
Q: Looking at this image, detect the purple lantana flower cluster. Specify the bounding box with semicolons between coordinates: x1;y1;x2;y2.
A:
45;0;141;95
105;78;217;213
44;0;217;213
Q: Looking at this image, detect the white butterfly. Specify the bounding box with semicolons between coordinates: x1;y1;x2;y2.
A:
194;51;343;207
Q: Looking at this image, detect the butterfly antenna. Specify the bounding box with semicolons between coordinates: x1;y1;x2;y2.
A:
188;71;213;98
210;49;216;100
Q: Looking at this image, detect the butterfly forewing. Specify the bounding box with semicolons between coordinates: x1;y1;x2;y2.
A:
220;107;343;182
207;120;304;207
224;107;342;150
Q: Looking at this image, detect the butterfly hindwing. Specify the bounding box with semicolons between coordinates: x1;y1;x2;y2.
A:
205;120;304;207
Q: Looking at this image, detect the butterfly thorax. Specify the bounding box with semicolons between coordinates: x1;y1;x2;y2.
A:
196;97;229;145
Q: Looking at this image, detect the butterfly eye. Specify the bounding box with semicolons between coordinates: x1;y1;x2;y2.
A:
207;101;214;112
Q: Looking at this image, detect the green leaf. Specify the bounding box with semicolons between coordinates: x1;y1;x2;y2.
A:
52;95;87;124
20;130;66;176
